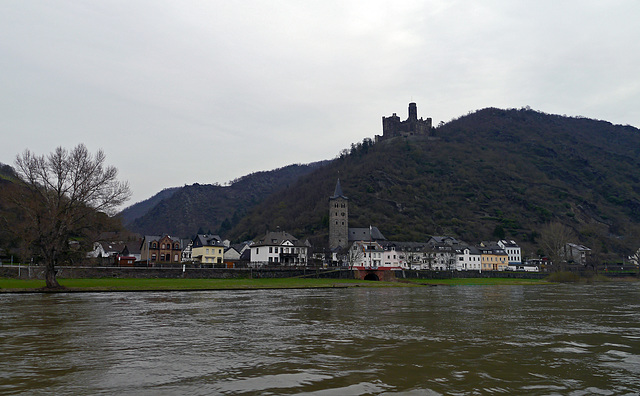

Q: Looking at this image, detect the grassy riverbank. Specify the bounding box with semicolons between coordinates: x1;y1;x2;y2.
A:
0;277;550;292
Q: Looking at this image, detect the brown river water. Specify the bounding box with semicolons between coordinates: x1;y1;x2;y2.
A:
1;283;639;395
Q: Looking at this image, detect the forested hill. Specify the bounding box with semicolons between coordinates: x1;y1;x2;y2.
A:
226;108;640;259
118;187;180;225
120;161;329;238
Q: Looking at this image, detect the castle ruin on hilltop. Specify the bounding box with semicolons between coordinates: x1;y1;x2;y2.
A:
376;102;432;141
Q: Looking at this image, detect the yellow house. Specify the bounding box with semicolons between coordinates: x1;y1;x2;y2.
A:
192;234;225;265
479;246;509;271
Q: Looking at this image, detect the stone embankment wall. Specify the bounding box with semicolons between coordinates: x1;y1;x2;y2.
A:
393;270;549;280
0;266;355;280
1;265;635;281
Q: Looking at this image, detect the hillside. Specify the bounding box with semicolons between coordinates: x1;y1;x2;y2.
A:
121;161;329;238
119;187;180;225
226;108;640;260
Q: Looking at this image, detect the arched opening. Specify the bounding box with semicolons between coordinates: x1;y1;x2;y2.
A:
364;273;379;281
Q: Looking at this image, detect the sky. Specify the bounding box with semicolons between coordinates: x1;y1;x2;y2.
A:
2;1;639;207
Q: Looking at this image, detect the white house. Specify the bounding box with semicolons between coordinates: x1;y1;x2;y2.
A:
381;245;408;269
87;241;126;259
349;240;387;269
429;244;456;271
454;245;482;270
498;240;522;265
87;242;108;258
250;231;308;266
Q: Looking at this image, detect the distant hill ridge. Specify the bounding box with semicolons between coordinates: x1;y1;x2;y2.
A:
119;161;329;237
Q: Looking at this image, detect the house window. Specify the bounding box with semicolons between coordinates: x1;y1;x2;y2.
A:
275;247;278;253
151;253;156;260
160;254;165;261
152;242;157;248
269;247;273;253
161;244;165;249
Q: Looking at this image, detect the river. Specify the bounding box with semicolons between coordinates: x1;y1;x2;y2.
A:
1;283;639;395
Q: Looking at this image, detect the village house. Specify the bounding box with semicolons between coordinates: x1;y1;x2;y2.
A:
349;240;386;269
478;244;509;271
191;234;225;265
223;242;252;267
428;243;457;271
250;231;309;266
498;240;522;265
140;235;182;264
563;243;591;266
454;245;482;271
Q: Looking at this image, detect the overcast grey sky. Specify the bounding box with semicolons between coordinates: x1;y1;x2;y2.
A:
2;1;639;206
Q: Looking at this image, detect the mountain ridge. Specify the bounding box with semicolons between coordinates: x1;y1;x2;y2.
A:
120;161;330;237
224;107;640;260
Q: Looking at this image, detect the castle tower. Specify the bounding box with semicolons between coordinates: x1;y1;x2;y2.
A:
329;179;348;250
408;102;417;121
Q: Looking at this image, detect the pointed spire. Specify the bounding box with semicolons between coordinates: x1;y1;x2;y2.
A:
330;179;348;199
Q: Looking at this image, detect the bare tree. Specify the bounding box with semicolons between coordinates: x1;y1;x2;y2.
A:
348;244;365;269
13;144;131;288
539;222;575;271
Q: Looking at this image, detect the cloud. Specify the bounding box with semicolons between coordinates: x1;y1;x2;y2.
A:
1;1;639;205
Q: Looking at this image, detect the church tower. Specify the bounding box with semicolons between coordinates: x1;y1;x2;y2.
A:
329;179;349;250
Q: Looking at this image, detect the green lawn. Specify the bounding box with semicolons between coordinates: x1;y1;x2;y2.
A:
0;276;549;292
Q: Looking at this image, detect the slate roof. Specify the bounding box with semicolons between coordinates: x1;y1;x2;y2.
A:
253;231;306;247
348;226;386;241
380;241;428;251
193;234;224;248
498;239;520;248
141;235;182;249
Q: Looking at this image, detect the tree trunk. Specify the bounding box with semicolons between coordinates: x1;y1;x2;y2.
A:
44;260;61;289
